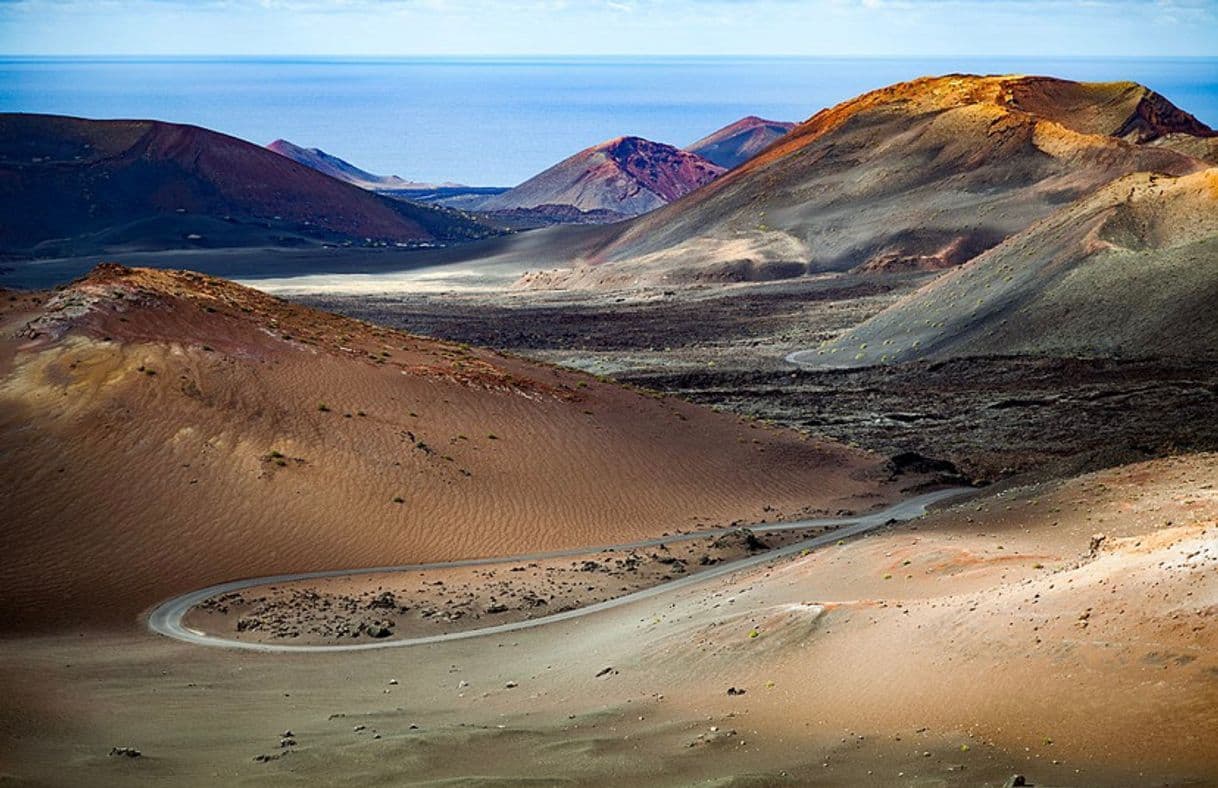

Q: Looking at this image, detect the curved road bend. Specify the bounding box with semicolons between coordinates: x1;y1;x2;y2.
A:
148;487;973;653
786;348;850;368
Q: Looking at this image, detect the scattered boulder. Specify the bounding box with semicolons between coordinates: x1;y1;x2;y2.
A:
687;728;738;748
254;752;287;763
109;746;141;758
367;591;397;610
365;621;394;639
726;687;747;696
741;529;769;552
711;529;769;552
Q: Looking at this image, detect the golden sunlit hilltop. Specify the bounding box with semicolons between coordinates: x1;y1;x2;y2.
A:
532;75;1214;288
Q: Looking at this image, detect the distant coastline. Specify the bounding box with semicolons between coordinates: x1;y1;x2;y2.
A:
2;56;1215;185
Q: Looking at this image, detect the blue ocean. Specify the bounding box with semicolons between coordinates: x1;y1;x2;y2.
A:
2;56;1215;186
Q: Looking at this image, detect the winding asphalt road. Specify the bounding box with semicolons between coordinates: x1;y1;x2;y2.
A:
147;487;972;653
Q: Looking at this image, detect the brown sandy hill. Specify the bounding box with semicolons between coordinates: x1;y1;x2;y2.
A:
813;167;1218;366
684;115;796;169
0;114;497;258
547;75;1212;287
478;136;725;215
0;265;899;631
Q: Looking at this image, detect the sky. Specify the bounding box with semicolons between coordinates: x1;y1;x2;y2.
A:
0;0;1216;57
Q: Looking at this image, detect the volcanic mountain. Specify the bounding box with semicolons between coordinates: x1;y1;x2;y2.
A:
0;114;497;258
558;76;1214;286
267;138;459;191
807;167;1218;366
0;264;895;630
477;136;725;215
1151;132;1218;164
685;115;796;169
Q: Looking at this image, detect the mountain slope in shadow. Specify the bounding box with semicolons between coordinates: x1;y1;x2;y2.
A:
0;114;500;258
809;167;1218;366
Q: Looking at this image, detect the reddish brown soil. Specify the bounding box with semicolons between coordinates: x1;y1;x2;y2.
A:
0;265;904;631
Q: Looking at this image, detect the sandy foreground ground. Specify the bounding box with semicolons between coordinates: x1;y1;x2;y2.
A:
2;451;1215;786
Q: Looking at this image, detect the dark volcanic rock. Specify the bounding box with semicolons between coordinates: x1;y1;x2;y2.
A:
364;621;394;639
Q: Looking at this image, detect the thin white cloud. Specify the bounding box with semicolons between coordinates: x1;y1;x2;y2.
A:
0;0;1214;54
